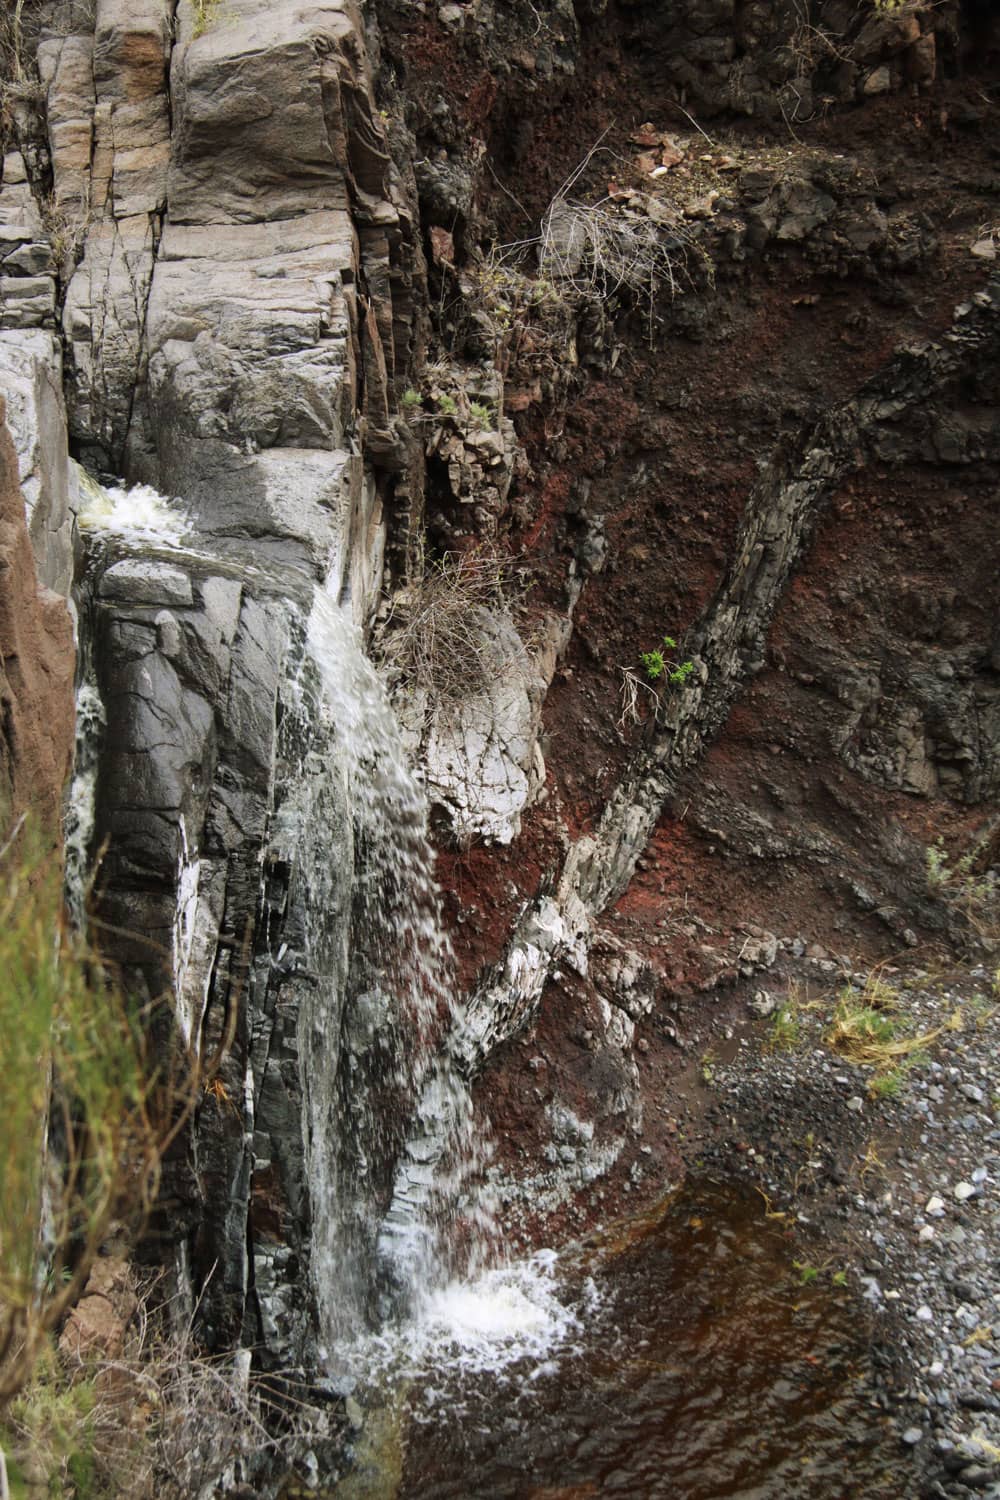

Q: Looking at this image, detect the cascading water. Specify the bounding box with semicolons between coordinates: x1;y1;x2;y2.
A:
67;470;577;1387
284;589;496;1349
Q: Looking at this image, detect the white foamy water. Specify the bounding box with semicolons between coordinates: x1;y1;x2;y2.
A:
76;471;189;544
64;679;105;930
340;1250;587;1397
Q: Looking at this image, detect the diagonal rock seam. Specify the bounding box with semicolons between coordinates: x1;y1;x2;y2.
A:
443;278;1000;1087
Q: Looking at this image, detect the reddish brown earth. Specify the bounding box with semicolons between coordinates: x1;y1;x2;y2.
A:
376;13;1000;1249
0;397;75;851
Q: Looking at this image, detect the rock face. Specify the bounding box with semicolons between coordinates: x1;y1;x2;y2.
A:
3;0;429;1370
2;0;999;1419
0;394;75;842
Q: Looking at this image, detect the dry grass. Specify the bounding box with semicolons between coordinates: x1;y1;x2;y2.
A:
5;1276;328;1499
825;971;941;1071
376;544;530;708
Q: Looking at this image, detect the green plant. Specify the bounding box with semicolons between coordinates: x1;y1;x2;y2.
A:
868;1069;905;1101
435;392;458;418
640;634;694;684
469;400;493;430
0;824;199;1425
925;831;998;954
401;387;422;412
618;634;694;732
767;991;802;1053
794;1260;819;1286
187;0;225;38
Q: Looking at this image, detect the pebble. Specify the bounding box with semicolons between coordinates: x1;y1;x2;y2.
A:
902;1426;924;1445
954;1183;977;1202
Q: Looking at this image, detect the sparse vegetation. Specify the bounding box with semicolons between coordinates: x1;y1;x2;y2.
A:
0;821;204;1481
767;992;802;1053
640;634;694;685
925;830;999;955
618;634;694;732
0;0;45;128
187;0;225;38
3;1282;327;1498
376;544;529;708
825;971;941;1073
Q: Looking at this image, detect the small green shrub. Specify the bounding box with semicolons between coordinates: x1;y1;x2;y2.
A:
401;387;422;411
640;635;694;685
618;633;695;732
469;401;493;430
435;392;458;418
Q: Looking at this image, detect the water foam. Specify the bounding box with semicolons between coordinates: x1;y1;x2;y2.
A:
341;1250;586;1398
76;472;189;543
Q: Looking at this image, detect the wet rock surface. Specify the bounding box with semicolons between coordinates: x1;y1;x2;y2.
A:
1;0;999;1492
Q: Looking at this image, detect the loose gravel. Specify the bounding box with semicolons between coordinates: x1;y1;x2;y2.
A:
694;959;1000;1500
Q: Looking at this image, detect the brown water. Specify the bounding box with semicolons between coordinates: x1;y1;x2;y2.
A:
383;1181;907;1500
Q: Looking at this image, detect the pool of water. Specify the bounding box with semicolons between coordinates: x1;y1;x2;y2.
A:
339;1180;908;1500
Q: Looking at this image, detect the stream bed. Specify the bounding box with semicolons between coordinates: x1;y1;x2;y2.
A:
338;1180;909;1500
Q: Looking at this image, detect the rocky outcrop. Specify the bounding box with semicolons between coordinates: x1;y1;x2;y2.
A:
7;0;431;1373
1;0;998;1431
0;394;75;841
435;277;1000;1083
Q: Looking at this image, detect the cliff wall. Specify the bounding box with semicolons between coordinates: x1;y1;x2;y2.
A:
0;0;997;1382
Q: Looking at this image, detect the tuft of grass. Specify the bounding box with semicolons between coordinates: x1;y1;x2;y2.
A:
868;1070;905;1101
825;971;941;1072
188;0;225;37
767;988;803;1053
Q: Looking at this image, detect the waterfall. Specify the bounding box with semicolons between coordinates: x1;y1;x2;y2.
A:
66;471;566;1375
287;589;490;1351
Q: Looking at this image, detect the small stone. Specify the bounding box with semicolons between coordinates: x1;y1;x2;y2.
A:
916;1305;934;1322
846;1095;864;1113
902;1427;924;1445
918;1224;935;1242
953;1182;976;1201
863;65;891;95
749;990;777;1018
926;1195;946;1216
345;1396;364;1430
